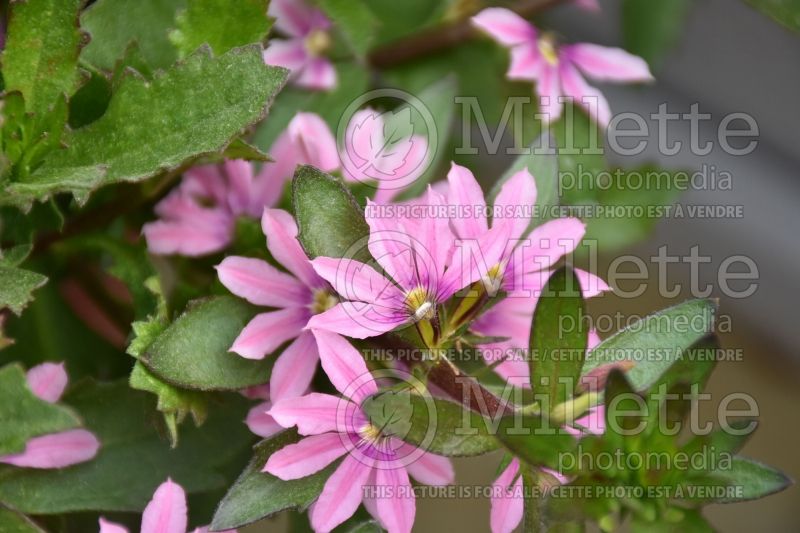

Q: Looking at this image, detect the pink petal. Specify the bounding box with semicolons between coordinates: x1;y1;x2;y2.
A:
141;479;187;533
575;405;606;435
575;268;610;298
269;331;319;401
372;134;429;203
310;454;372;532
269;0;328;37
404;450;455;486
364;201;417;289
262;209;324;289
0;429;99;469
224;160;254;216
289;113;339;172
519;218;586;273
269;393;344;435
230;308;309;360
490;459;524;533
341;109;384;182
262;38;308;71
252;133;297;208
306;301;407;340
26;362;68;403
143;215;233;257
574;0;601;11
472;8;536;46
373;461;415;533
216;256;310;308
508;42;543;81
245;401;284;438
313;330;377;402
179;166;228;205
565;43;654;82
264;432;348;480
311;257;403;305
295;57;337;91
494;168;538;241
559;61;612;127
98;518;129;533
446;163;488;239
536;63;563;123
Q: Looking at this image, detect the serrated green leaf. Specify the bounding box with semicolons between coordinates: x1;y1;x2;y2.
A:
292;165;371;262
0;266;47;316
211;430;338;531
170;0;271;58
0;364;81;455
581;299;717;392
1;0;83;116
315;0;378;56
68;66;113;129
10;45;288;205
0;506;46;533
141;296;273;391
745;0;800;31
361;390;500;456
530;267;587;408
80;0;187;71
0;379;253;513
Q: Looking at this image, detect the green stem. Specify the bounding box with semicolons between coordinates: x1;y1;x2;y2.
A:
522;466;542;533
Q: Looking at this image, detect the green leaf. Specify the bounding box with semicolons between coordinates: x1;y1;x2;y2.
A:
581;299;718;392
529;267;587;407
80;0;187;71
1;0;84;115
0;364;81;455
622;0;692;68
316;0;378;56
9;46;288;206
170;0;271;58
0;380;253;513
495;414;577;469
67;66;113;129
745;0;800;32
141;296;273;391
292;165;371;262
346;520;384;533
0;266;47;316
706;457;793;503
0;506;45;533
211;430;338;531
361;390;500;456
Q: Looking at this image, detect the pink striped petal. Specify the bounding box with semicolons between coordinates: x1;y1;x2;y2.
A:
306;302;407;340
565;43;653;82
311;257;403;305
230;308;309;360
472;8;536;46
575;405;606;435
311;454;372;532
269;0;328;37
490;459;523;533
245;401;284;438
0;429;99;469
252;133;297;209
404;450;455;486
559;61;612;127
313;330;377;402
270;393;345;435
289;113;339;172
98;518;129;533
447;163;488;239
536;63;563;123
296;57;337;90
373;461;415;533
224;160;254;216
143;216;233;257
364;201;416;289
508;42;543;81
494;168;538;241
520;218;586;273
26;362;67;403
269;331;319;401
141;479;187;533
216;256;310;308
262;209;324;289
575;268;610;298
263;38;308;72
264;432;348;480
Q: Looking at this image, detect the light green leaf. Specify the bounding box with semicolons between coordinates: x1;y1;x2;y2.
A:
315;0;378;56
170;0;271;58
707;457;792;503
346;520;384;533
745;0;800;32
80;0;187;70
141;296;273;391
1;0;83;115
0;266;47;316
211;430;338;531
582;299;718;392
495;414;577;469
0;364;81;455
622;0;692;68
0;380;253;513
529;267;587;407
9;46;288;206
0;506;45;533
292;165;371;262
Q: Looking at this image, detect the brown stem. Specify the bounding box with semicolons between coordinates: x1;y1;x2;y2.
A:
428;358;515;418
368;0;568;68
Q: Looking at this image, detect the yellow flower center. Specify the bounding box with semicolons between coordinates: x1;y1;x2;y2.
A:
482;263;504;296
405;287;435;321
538;34;559;66
305;29;331;57
358;423;383;443
311;289;338;315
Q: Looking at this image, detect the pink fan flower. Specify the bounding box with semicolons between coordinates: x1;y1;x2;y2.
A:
216;208;337;403
0;362;100;469
98;478;236;533
265;331;454;533
241;385;285;439
263;0;336;90
471;8;652;126
144;112;338;257
307;186;471;339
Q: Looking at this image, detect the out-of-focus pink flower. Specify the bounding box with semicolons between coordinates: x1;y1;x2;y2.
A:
263;0;336;90
472;8;652;126
0;363;100;469
217;209;335;405
307;186;471;339
574;0;601;11
265;331;454;533
98;478;236;533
